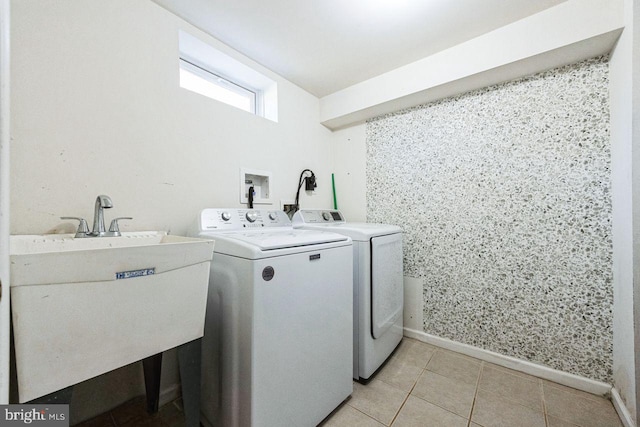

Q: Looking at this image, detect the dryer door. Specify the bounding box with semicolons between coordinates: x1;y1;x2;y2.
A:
371;233;403;339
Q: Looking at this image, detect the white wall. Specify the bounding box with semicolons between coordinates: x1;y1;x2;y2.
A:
11;0;334;237
609;0;639;422
329;124;366;221
10;0;334;421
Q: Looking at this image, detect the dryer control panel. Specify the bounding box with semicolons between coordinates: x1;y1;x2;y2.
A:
198;209;291;231
292;209;345;224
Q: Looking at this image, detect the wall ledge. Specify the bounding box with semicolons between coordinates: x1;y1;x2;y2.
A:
322;31;621;131
404;328;612;397
320;0;624;131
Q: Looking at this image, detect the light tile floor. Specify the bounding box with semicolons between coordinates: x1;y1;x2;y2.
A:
321;338;624;427
76;338;624;427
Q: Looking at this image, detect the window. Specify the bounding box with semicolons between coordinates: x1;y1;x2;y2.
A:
179;59;256;114
179;31;278;121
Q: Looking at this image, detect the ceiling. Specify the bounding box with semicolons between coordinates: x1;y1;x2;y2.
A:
151;0;567;97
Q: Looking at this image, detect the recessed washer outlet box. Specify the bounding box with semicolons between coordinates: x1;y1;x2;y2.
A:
281;199;296;218
240;168;272;204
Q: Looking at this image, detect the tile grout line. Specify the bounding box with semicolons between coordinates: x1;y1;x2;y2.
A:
541;378;549;427
387;347;437;426
346;402;386;425
388;366;426;425
387;383;414;426
400;345;486;426
466;360;485;427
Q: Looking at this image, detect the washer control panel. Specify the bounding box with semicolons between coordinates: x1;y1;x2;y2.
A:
292;209;345;224
199;209;291;230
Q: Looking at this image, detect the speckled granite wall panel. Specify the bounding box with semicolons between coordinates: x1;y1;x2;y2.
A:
366;57;612;382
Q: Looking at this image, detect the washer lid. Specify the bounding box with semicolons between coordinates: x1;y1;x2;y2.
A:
292;210;401;241
294;222;401;241
222;229;347;250
199;229;350;258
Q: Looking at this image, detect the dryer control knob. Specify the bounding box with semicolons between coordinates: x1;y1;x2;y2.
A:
322;212;331;221
221;212;231;221
246;211;258;222
269;212;278;220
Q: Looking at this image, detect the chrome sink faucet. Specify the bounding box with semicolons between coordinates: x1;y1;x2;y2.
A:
62;195;132;237
91;195;113;236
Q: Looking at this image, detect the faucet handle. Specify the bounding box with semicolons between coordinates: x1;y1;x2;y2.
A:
106;217;133;237
60;217;90;238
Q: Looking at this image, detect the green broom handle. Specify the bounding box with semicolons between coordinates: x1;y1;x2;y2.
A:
331;173;338;210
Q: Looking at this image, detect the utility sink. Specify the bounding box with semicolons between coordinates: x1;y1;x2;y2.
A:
10;231;214;403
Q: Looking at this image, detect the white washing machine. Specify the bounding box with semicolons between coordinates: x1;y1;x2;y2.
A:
292;209;403;381
191;208;353;427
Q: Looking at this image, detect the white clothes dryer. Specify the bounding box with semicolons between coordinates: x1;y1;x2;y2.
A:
292;210;403;381
191;209;353;427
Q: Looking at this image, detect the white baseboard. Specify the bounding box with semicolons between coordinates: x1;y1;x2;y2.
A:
403;328;612;397
611;388;636;427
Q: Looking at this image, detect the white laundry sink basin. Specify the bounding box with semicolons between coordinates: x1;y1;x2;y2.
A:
10;231;214;403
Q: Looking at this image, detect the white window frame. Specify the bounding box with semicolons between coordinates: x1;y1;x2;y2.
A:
178;31;277;121
179;57;259;114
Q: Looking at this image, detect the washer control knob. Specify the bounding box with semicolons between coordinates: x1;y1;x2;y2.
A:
269;212;278;221
246;211;258;222
322;212;331;221
221;212;231;221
